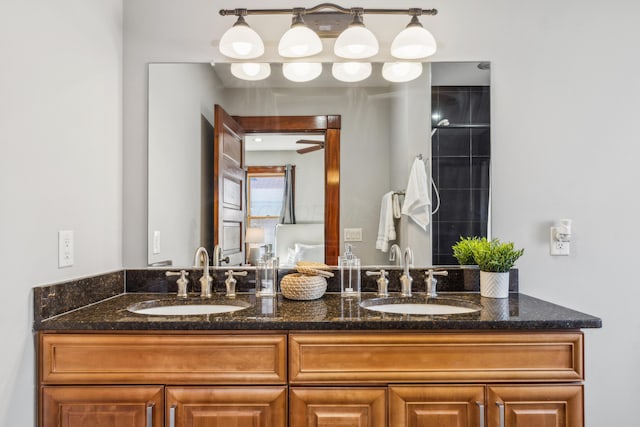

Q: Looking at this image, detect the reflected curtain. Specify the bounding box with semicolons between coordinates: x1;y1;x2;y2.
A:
279;164;296;224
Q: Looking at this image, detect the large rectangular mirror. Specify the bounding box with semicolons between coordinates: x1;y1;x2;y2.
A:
148;61;490;267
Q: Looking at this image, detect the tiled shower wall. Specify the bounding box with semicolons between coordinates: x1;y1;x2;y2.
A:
431;86;491;264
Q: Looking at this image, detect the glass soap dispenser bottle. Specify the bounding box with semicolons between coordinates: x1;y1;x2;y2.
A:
339;243;361;297
256;244;278;297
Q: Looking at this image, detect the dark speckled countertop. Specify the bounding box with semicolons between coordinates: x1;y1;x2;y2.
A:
34;292;601;331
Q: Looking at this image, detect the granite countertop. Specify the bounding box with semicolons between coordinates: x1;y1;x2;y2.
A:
34;292;602;331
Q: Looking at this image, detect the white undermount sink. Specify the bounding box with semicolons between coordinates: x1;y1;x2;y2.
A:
360;297;480;315
127;300;250;316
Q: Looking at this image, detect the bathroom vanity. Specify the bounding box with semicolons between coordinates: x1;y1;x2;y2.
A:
34;282;600;427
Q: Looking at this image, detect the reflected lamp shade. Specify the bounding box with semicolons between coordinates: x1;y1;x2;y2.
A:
282;62;322;82
391;16;437;59
245;227;265;244
332;62;372;82
230;63;271;81
382;62;423;83
219;16;265;59
334;17;379;59
278;15;323;58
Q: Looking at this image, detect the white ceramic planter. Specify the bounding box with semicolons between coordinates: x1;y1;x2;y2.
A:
480;271;510;298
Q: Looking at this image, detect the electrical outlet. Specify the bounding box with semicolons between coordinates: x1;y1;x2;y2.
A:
344;228;363;242
58;230;74;267
549;228;570;256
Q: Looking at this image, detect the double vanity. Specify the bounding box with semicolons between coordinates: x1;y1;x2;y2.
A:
34;268;600;427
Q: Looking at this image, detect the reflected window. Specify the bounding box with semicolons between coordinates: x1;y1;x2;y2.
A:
247;166;295;247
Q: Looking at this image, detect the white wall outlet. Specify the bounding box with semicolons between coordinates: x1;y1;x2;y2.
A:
153;230;161;254
344;227;363;242
58;230;74;267
550;228;570;256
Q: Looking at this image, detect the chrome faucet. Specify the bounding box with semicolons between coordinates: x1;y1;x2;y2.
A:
399;247;414;297
194;247;213;298
213;244;230;266
389;244;402;266
425;269;448;298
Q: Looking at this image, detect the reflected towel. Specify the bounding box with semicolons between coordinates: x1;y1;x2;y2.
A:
375;191;396;252
401;158;431;231
392;193;402;219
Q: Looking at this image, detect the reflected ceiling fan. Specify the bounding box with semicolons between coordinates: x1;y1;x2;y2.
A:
296;139;325;154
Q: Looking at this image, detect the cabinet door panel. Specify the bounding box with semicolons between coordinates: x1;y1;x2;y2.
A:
290;387;386;427
166;386;286;427
389;385;485;427
488;385;583;427
41;386;163;427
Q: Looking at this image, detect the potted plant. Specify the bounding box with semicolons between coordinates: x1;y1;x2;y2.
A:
452;236;482;290
472;238;524;298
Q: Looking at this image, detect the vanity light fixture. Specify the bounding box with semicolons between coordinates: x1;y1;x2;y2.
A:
282;62;323;82
382;62;423;83
278;9;323;58
391;12;437;59
219;11;264;59
230;62;271;80
218;4;438;82
332;62;372;82
333;9;378;59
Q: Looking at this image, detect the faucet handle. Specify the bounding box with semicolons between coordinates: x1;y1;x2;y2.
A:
224;270;248;298
166;270;189;298
366;269;389;297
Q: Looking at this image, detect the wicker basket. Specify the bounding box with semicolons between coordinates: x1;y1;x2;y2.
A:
280;273;327;301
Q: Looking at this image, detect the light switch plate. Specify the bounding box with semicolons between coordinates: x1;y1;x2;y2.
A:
344;228;363;242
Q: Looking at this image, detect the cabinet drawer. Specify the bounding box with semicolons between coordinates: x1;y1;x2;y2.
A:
41;333;287;385
290;331;583;384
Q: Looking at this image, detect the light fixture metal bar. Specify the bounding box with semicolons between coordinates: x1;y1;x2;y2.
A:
219;3;437;17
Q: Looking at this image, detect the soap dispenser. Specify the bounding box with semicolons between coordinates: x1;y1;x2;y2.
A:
256;244;278;297
339;244;361;297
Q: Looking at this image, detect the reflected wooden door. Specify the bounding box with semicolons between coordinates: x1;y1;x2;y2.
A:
214;105;246;266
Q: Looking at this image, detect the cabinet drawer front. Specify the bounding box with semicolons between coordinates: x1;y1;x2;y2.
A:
41;333;287;385
290;332;583;384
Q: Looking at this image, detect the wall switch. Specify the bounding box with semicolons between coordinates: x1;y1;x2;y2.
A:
153;230;161;254
58;230;74;267
344;228;363;242
549;228;570;256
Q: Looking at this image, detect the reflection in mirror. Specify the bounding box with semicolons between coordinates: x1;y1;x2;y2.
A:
147;62;490;268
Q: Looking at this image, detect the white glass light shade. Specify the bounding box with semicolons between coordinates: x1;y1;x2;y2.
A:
282;62;322;82
219;20;264;59
332;62;372;82
279;25;322;58
382;62;423;83
334;26;379;59
230;63;271;81
391;25;437;59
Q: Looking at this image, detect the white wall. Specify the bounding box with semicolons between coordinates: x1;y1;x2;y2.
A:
148;63;224;266
0;1;123;425
123;1;640;424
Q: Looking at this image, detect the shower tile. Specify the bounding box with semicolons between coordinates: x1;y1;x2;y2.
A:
438;189;472;221
471;128;491;156
471;157;491;189
435;128;471;157
438;158;471;189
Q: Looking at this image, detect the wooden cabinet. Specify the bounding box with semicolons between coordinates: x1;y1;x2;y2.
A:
290;387;386;427
38;330;587;427
488;385;583;427
41;386;163;427
166;387;286;427
389;385;485;427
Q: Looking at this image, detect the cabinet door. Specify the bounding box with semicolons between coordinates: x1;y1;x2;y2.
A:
41;386;163;427
487;385;583;427
389;385;485;427
290;387;386;427
166;386;286;427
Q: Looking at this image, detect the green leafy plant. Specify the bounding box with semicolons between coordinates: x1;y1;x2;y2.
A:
451;236;483;265
471;238;524;273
